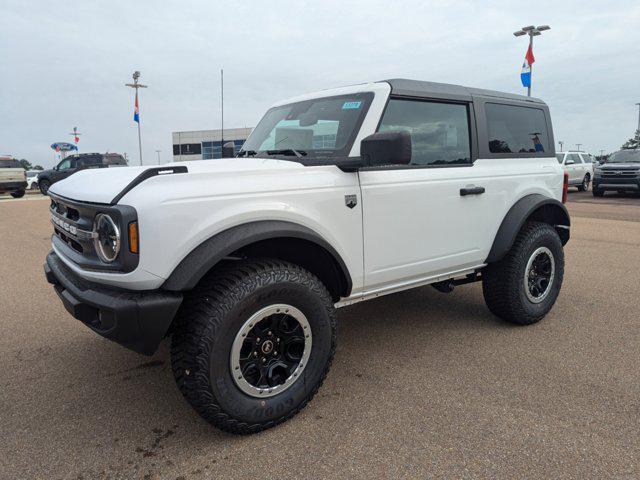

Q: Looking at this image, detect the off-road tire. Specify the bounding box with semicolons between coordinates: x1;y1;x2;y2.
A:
39;180;51;195
482;222;564;325
578;174;590;192
171;258;337;435
10;189;25;198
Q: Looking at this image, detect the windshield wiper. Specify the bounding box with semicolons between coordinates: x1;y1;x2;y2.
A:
237;150;257;157
265;149;307;158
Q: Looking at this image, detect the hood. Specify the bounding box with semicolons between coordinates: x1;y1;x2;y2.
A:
599;163;640;171
48;158;304;204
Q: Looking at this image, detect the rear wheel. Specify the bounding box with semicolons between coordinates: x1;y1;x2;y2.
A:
482;222;564;325
10;189;25;198
39;180;51;195
171;258;336;434
578;174;590;192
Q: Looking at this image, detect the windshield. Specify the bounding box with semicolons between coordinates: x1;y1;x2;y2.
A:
0;159;21;168
607;150;640;164
240;93;374;162
555;153;564;163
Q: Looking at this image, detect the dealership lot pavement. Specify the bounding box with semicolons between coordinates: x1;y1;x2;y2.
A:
1;192;638;479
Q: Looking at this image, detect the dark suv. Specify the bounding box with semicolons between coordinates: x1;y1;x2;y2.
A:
593;149;640;196
38;153;127;195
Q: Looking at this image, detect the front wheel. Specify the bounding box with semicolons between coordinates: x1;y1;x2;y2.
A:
39;180;51;195
10;189;25;198
482;222;564;325
171;259;336;434
592;187;604;197
578;174;590;192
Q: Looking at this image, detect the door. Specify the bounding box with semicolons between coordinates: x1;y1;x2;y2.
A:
358;98;500;291
55;158;77;181
564;153;581;183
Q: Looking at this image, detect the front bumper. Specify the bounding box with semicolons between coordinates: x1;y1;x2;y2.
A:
593;178;640;191
45;251;183;355
0;181;27;192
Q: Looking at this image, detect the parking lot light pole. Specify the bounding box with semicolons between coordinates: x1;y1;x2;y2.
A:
558;141;564;152
125;71;148;166
576;144;582;152
635;103;640;133
513;25;550;97
155;150;161;164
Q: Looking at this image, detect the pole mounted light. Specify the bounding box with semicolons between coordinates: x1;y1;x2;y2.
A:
513;25;550;97
125;71;148;166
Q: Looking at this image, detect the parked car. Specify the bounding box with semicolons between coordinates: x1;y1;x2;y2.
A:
26;170;40;190
0;156;27;198
44;79;570;434
38;152;127;195
556;151;594;191
593;149;640;196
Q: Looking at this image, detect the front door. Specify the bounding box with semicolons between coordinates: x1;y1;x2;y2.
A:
358;98;499;292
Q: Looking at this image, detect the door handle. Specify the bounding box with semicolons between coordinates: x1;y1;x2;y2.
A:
460;186;485;196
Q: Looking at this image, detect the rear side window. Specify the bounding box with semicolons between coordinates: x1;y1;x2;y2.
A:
0;159;21;168
486;103;550;154
378;99;471;166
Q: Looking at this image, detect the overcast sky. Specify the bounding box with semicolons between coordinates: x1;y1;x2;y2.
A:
1;0;639;168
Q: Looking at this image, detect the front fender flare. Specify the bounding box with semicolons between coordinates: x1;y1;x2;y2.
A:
485;194;570;264
161;220;352;294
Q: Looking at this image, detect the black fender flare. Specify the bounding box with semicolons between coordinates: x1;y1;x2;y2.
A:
161;220;353;295
485;194;570;264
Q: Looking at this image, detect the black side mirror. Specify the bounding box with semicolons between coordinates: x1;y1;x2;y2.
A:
221;142;235;158
360;131;411;167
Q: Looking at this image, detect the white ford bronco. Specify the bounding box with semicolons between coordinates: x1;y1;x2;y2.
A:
44;79;570;434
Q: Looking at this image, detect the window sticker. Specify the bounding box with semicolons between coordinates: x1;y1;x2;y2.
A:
342;101;362;110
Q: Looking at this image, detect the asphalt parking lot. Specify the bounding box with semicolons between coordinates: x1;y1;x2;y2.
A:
1;190;639;479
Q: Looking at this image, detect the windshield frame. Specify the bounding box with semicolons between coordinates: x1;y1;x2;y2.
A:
607;150;640;164
240;92;375;165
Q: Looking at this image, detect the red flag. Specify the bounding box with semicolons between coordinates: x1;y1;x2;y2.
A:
525;44;535;66
74;136;79;143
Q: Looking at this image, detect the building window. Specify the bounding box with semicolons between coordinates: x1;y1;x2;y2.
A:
201;139;246;159
172;143;201;155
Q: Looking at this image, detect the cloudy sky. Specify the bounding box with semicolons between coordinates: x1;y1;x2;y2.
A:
1;0;639;168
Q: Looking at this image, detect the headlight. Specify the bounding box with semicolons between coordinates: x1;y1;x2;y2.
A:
93;214;121;263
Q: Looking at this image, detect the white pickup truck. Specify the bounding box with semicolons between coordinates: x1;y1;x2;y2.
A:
44;79;570;434
0;156;27;198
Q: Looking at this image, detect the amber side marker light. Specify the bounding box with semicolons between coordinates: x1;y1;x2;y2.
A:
128;222;139;254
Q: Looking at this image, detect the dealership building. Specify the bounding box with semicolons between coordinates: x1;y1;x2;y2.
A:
172;127;253;162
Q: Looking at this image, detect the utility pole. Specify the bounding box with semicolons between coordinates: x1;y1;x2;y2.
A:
635;103;640;133
599;149;605;157
125;71;148;165
69;127;82;150
155;150;161;164
514;25;550;97
558;141;564;152
576;143;582;152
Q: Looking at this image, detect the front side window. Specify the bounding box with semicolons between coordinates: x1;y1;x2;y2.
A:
378;99;471;166
57;159;71;170
567;153;581;164
241;93;373;162
486;103;550;154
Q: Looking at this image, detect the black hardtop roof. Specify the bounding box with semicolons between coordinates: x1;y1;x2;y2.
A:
382;78;546;105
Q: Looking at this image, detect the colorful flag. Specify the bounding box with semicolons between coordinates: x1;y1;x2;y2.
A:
520;44;535;88
134;91;140;123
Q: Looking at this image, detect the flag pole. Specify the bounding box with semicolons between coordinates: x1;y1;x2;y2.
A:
527;34;532;97
125;71;148;166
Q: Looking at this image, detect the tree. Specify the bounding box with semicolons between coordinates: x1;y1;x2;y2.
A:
33;165;44;170
621;129;640;150
18;159;33;170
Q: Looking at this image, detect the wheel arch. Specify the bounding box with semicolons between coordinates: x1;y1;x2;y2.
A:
161;220;352;301
485;194;570;264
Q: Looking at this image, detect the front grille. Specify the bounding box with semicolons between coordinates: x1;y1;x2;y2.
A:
601;171;639;178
